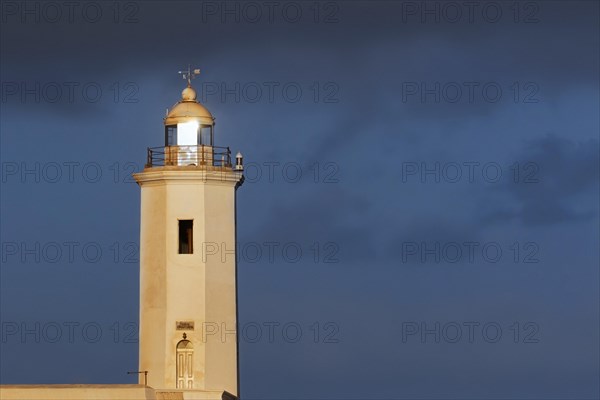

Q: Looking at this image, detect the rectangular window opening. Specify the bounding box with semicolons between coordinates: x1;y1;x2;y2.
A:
178;220;193;254
166;125;177;146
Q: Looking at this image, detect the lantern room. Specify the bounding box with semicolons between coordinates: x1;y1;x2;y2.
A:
164;85;214;147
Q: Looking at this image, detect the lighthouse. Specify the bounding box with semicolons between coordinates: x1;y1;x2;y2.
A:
133;68;244;398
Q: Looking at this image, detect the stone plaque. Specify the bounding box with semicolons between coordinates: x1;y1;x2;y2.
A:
176;321;194;330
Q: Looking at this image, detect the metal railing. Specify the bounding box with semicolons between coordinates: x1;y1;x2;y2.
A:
146;145;232;168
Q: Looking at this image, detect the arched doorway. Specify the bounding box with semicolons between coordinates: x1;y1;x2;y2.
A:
176;339;194;389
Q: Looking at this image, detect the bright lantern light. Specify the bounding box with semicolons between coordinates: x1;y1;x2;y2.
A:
177;121;199;145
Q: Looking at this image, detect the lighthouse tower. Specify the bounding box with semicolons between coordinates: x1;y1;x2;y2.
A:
134;68;244;398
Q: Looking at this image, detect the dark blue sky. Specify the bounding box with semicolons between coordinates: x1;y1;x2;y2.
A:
1;1;599;399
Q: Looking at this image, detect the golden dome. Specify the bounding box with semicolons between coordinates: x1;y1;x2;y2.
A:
164;85;214;126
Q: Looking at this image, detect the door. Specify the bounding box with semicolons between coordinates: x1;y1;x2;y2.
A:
176;340;194;389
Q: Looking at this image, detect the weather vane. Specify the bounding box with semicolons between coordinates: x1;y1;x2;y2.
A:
178;64;200;87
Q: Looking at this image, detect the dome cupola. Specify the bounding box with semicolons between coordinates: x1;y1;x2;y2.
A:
164;86;214;126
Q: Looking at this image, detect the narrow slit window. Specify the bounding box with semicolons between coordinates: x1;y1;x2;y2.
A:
179;220;193;254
